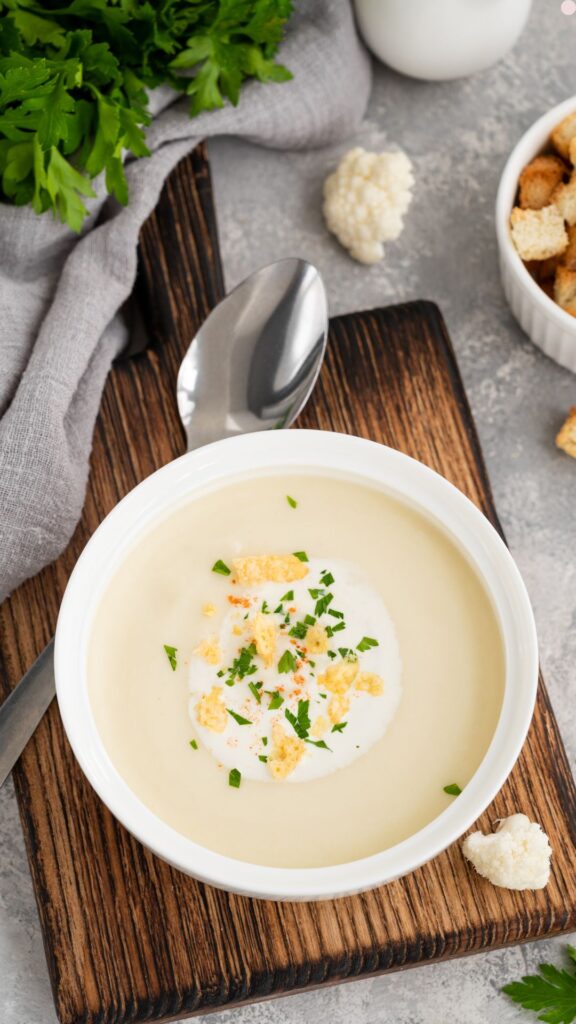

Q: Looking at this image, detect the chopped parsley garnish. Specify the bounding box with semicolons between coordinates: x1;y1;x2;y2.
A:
266;690;284;710
278;650;298;674
331;722;347;733
261;600;270;614
357;636;379;652
304;614;316;626
327;650;337;660
212;559;231;576
280;589;294;602
319;692;327;699
330;621;346;634
163;645;177;671
285;699;311;739
273;603;284;614
320;571;335;586
308;588;323;598
306;738;331;750
227;709;252;726
338;647;358;662
286;495;298;508
189;739;198;750
328;609;344;619
228;768;241;788
443;783;462;796
248;681;262;703
225;643;258;686
258;755;268;763
262;736;268;746
314;592;334;617
289;621;308;640
292;551;309;562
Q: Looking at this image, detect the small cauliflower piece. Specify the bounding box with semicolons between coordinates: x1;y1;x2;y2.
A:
310;715;329;739
193;636;222;665
305;623;330;654
355;671;384;696
195;686;227;733
556;406;576;457
323;147;414;264
268;722;306;780
510;205;568;261
232;554;308;586
317;659;359;695
253;611;277;668
202;602;217;617
462;814;552;890
327;694;349;725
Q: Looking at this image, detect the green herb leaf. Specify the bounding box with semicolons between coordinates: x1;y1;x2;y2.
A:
189;739;198;750
502;946;576;1023
356;636;379;652
306;738;331;749
278;649;297;674
292;551;309;562
248;681;262;704
225;643;258;686
212;559;231;576
284;699;311;739
280;590;294;602
227;708;252;726
228;768;241;789
443;783;462;796
262;736;268;746
258;754;268;763
261;600;270;614
331;722;347;733
289;621;308;640
266;690;284;710
286;495;297;508
163;644;177;671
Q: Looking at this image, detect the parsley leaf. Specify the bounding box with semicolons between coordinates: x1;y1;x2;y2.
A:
292;551;309;562
266;690;284;710
357;636;379;652
331;722;347;733
284;699;311;739
228;768;241;789
443;783;462;796
278;649;297;673
286;495;297;508
227;708;252;726
163;644;177;671
502;946;576;1024
212;559;231;576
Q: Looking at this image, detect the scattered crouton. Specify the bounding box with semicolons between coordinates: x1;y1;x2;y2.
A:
304;623;330;655
232;554;308;586
327;694;350;725
355;672;385;696
195;687;227;732
317;659;358;695
563;224;576;270
556;407;576;458
510;205;568;261
551;111;576;161
551;174;576;226
536;254;562;280
570;138;576;167
193;636;222;665
268;722;306;780
518;155;566;210
253;611;277;668
554;264;576;315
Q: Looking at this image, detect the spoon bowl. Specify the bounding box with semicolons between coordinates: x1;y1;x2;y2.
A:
177;258;328;450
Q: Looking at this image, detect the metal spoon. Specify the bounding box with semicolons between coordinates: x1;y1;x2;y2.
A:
0;258;328;788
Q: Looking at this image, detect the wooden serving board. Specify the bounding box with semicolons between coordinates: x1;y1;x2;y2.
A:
1;144;575;1024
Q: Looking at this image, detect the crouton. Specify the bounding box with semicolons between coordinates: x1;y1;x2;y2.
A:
554;264;576;315
232;554;308;586
268;722;306;780
510;206;568;261
195;687;227;732
193;636;222;665
552;174;576;225
564;223;576;270
518;155;566;210
304;623;329;655
556;407;576;458
355;672;385;696
253;611;277;668
327;694;350;725
570;138;576;167
317;659;358;695
536;255;562;280
551;111;576;161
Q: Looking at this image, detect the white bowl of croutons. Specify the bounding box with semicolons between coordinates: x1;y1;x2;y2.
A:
496;97;576;373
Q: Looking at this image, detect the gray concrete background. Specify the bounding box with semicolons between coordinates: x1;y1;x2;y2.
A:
1;1;575;1021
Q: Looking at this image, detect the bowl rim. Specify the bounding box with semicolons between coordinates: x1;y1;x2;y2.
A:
495;93;576;337
55;429;539;901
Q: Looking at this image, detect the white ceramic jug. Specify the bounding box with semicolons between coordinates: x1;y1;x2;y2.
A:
354;0;532;81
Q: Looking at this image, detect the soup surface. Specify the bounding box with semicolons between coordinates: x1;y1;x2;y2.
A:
88;473;505;868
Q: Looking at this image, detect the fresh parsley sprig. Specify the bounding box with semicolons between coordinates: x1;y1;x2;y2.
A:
502;946;576;1024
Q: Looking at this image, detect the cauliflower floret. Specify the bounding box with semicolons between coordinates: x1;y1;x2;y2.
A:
193;636;222;665
327;694;349;725
317;659;358;694
253;611;277;668
195;686;227;733
305;623;330;654
462;814;552;890
323;147;414;264
232;554;308;585
268;722;306;780
355;671;384;696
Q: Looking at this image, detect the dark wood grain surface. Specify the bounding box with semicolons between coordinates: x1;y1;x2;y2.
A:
0;144;575;1024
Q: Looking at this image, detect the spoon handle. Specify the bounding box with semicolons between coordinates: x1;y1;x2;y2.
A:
0;639;55;789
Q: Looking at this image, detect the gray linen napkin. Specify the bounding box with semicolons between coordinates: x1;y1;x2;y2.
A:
0;1;371;603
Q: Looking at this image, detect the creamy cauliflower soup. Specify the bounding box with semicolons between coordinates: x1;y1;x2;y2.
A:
88;473;505;868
